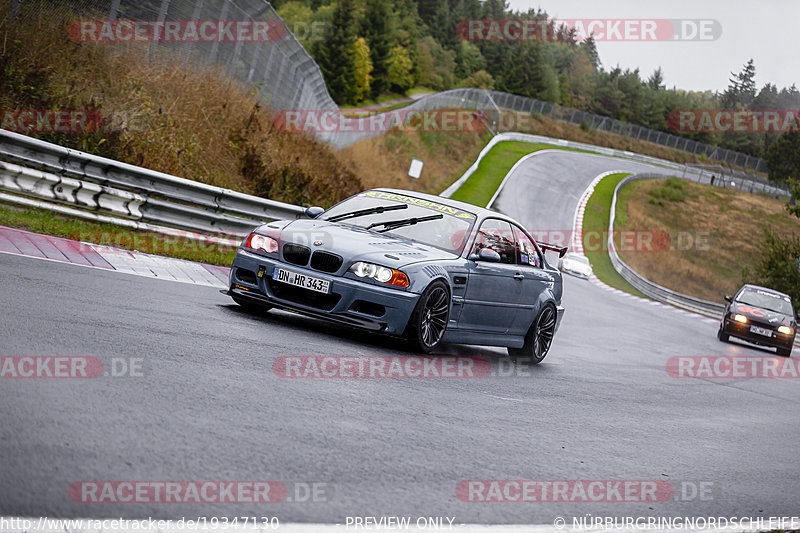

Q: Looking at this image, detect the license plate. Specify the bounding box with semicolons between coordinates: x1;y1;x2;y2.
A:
272;267;330;294
750;325;772;337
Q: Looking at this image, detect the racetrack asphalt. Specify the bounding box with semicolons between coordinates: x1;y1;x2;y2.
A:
1;151;797;524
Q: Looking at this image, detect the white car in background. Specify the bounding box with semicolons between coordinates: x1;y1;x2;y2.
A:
558;252;592;279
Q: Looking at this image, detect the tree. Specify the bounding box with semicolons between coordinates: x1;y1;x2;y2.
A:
314;0;358;104
500;42;559;102
454;41;485;80
278;2;314;48
361;0;392;98
722;59;756;109
766;131;800;185
787;180;800;218
387;46;414;93
350;37;373;102
579;36;599;69
456;69;495;90
417;36;456;90
647;67;664;91
742;228;800;314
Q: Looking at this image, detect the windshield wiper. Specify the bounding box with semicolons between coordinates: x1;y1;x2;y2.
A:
366;214;443;233
326;203;408;223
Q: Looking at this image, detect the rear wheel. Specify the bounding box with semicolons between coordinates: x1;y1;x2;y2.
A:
407;280;450;353
508;304;557;365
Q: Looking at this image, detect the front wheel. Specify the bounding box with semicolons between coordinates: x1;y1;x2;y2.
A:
508;304;557;364
407;280;450;353
717;326;729;342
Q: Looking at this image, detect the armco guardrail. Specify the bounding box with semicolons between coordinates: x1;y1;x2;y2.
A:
607;173;727;319
0;129;305;236
440;132;788;200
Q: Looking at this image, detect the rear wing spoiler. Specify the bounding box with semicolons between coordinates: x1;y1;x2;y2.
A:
537;242;568;258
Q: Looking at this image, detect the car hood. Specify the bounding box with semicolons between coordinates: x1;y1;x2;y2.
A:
258;219;458;268
732;303;794;327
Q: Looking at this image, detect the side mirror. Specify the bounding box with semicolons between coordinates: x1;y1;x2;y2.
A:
470;248;501;263
305;206;325;219
724;295;732;302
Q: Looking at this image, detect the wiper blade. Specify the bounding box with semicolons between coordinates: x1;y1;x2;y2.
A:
367;214;443;232
326;203;407;223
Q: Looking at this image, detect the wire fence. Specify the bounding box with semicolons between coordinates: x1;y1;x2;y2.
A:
486;90;768;173
6;0;769;174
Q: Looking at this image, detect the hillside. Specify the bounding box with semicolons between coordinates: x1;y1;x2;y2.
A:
616;178;800;302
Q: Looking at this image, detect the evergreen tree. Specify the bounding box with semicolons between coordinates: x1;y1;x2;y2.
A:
722;59;756;109
647;67;664;91
362;0;392;98
314;0;358;104
766;132;800;185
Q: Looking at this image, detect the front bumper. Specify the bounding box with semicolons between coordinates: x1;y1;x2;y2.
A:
228;250;420;335
722;318;795;350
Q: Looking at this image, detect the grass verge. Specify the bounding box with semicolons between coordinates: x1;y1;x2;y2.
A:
0;202;236;266
615;178;800;302
449;141;575;207
581;173;648;298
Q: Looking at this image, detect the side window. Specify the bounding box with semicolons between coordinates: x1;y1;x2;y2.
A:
512;226;541;267
472;219;516;264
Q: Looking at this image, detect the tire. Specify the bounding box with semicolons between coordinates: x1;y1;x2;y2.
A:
777;345;792;357
232;295;271;314
508;304;557;365
406;280;450;353
717;326;729;343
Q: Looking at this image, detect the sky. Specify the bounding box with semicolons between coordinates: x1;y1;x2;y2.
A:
506;0;800;94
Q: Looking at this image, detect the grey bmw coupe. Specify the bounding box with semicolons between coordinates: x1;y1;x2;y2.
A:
224;189;566;362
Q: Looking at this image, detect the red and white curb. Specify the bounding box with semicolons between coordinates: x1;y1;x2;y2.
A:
0;225;229;288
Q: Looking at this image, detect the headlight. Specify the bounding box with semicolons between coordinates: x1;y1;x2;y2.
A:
733;314;748;324
778;325;793;335
243;232;279;254
349;262;409;288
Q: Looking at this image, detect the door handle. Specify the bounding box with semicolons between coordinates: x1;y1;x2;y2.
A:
513;273;524;281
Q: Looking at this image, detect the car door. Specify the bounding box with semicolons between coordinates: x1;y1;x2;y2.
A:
458;218;522;333
510;225;554;335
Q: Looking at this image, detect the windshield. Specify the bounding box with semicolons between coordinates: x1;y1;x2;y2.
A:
321;191;477;254
736;288;794;314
